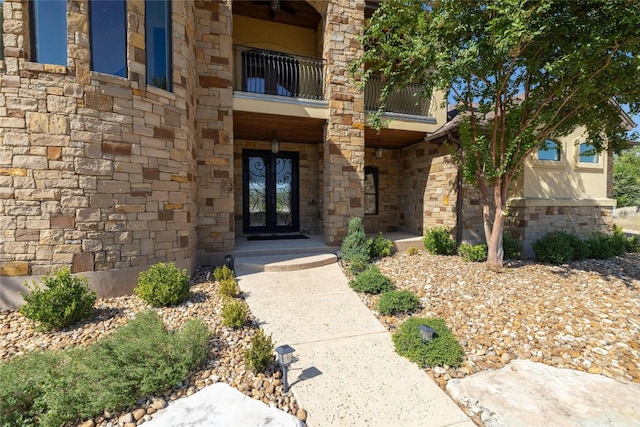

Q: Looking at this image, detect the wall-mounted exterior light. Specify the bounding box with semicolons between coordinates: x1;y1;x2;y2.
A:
271;139;280;154
375;147;383;159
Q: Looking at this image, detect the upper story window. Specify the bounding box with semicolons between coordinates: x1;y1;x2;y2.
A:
146;0;172;91
537;139;561;161
0;0;5;60
30;0;67;66
578;142;599;164
90;0;127;77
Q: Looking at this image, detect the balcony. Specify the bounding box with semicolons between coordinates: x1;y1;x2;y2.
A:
364;76;434;117
233;45;325;101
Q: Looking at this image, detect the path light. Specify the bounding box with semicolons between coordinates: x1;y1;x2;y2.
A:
419;325;436;343
224;254;234;271
275;345;295;392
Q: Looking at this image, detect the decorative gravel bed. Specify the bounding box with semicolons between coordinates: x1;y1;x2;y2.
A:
358;251;640;389
0;267;305;427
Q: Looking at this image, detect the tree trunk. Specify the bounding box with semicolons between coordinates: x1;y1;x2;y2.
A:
486;180;508;270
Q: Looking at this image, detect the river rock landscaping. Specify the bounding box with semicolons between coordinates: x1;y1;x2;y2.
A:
362;250;640;389
0;267;304;427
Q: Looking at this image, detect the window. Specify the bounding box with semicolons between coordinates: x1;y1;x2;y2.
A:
90;0;127;77
30;0;67;66
538;139;561;161
0;0;4;60
146;0;171;91
578;142;599;163
364;166;378;215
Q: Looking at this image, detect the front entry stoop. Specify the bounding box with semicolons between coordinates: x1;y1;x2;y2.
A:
234;253;337;273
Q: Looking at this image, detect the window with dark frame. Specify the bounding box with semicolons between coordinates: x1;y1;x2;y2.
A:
90;0;127;77
364;166;378;215
146;0;172;91
0;0;4;61
30;0;67;66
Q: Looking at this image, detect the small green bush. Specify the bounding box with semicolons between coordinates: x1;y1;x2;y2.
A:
221;298;247;329
214;265;234;282
20;267;96;331
423;227;456;255
532;231;576;264
457;243;488;262
566;233;592;260
341;217;371;263
135;262;190;307
0;311;210;427
377;290;420;315
586;232;626;259
407;246;420;256
349;264;394;294
392;317;464;368
347;255;369;276
370;232;393;258
626;235;640;253
218;277;240;299
244;329;274;374
502;234;521;259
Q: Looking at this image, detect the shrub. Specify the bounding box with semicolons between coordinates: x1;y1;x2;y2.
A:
221;298;247;329
407;246;420;256
502;234;522;259
423;227;456;255
457;243;488;262
370;232;393;258
0;311;210;427
214;265;234;282
566;233;592;260
392;317;464;368
586;232;626;259
218;277;240;299
135;262;190;307
349;264;394;294
244;329;274;374
532;231;576;264
626;235;640;253
377;290;420;315
348;255;369;276
341;217;371;263
20;267;96;331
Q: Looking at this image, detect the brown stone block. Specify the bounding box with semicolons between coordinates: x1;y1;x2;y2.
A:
143;167;160;180
131;189;152;197
171;175;188;183
115;204;145;213
334;93;354;102
51;213;75;228
132;88;145;97
43;64;67;74
72;253;94;273
180;236;189;248
102;141;132;156
158;210;174;221
350;198;362;208
211;56;229;65
209;231;222;238
343;114;353;125
154;127;175;140
213;170;229;178
165;203;183;210
206;198;214;207
0;261;29;276
202;128;218;139
204;157;228;166
135;47;145;63
85;93;113;111
16;230;40;241
353;122;365;130
47;147;62;160
4;47;28;58
545;207;555;215
198;76;230;88
0;168;27;176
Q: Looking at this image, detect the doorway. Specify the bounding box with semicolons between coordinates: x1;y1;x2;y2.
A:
242;149;299;234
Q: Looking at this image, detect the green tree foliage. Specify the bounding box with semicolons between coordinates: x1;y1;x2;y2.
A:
613;146;640;207
355;0;640;268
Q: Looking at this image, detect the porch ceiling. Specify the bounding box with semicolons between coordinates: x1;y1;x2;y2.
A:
365;127;428;149
233;1;322;30
233;111;325;144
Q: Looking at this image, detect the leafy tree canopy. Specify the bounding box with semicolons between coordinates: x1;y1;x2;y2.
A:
613;146;640;207
355;0;640;268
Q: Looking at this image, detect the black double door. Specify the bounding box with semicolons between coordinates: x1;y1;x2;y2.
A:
242;150;299;234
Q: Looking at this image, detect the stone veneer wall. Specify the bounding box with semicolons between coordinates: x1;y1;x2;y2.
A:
399;141;458;235
322;0;365;245
233;140;323;237
0;0;201;308
362;147;400;232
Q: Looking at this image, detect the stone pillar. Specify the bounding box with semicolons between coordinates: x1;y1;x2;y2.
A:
194;0;235;255
322;0;365;246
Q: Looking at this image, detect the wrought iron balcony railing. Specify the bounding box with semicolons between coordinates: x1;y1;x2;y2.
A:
364;75;434;117
233;45;325;101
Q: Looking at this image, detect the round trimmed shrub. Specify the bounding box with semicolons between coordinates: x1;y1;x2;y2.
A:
502;233;522;259
20;267;96;330
532;231;576;264
214;265;234;282
135;262;190;307
221;299;247;329
244;328;274;374
370;232;393;258
423;227;456;255
218;277;240;299
377;290;420;315
457;243;488;262
349;265;394;294
392;317;464;368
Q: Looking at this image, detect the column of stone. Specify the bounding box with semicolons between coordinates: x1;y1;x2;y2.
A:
194;0;235;256
322;0;366;245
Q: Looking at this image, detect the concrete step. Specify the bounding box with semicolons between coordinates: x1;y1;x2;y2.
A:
235;253;337;273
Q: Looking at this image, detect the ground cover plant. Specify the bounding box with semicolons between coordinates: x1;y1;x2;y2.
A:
0;311;209;427
135;262;190;307
423;227;456;255
457;243;488;262
377;290;420;315
349;264;394;294
392;317;464;368
20;267;96;331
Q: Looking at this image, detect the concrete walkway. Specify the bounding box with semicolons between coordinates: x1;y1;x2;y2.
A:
235;258;474;427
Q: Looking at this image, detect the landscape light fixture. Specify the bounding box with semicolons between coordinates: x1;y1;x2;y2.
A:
270;0;281;12
275;344;295;392
224;254;234;271
375;147;383;159
419;325;436;343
